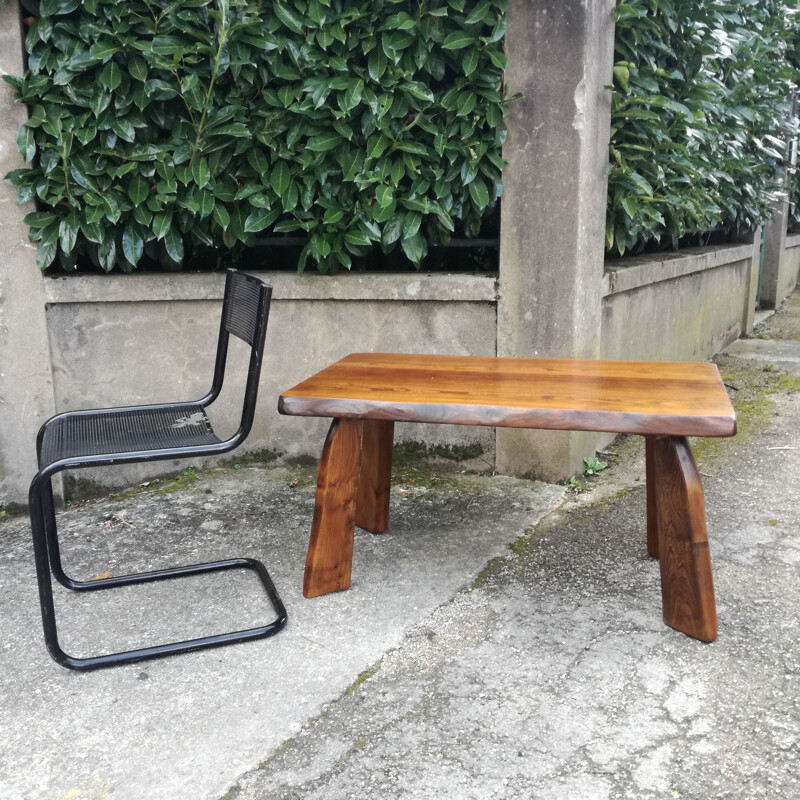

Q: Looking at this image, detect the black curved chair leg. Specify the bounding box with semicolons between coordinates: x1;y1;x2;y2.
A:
29;476;287;672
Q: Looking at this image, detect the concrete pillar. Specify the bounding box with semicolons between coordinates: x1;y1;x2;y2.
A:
496;0;615;481
0;2;57;509
741;225;762;335
760;193;790;309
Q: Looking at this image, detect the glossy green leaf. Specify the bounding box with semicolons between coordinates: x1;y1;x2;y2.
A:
198;190;215;219
100;60;122;91
270;161;292;195
152;210;173;240
401;232;426;264
24;211;59;228
37;240;58;270
274;2;305;35
164;225;184;263
487;49;506;70
344;228;371;247
366;133;391;159
192;158;211;189
129;57;148;82
17;126;36;162
213;204;230;229
442;32;475;50
244;207;281;233
468;178;489;209
307;133;344;152
466;0;491;23
122;224;143;265
463;48;480;76
382;212;405;245
403;210;422;239
376;185;393;207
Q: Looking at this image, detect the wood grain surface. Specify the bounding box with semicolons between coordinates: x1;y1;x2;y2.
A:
645;436;659;559
355;419;394;534
303;418;362;599
280;353;736;437
651;436;717;642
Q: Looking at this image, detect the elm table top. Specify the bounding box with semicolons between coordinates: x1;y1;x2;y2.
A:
278;353;736;438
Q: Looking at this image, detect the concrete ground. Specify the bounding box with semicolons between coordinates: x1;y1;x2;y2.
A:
1;291;799;800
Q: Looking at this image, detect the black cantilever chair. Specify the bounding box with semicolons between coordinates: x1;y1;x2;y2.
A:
28;269;287;671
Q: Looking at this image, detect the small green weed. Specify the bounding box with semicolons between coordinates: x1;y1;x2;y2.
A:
564;476;586;493
583;457;608;475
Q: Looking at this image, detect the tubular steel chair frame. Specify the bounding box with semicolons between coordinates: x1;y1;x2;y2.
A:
28;269;287;671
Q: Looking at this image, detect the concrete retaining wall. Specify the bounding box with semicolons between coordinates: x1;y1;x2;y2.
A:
761;194;800;309
781;233;800;301
37;272;498;493
0;240;759;504
602;243;754;362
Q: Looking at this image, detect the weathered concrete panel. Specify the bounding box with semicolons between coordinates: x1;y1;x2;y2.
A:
45;291;498;491
601;259;749;363
761;194;797;309
743;227;762;335
0;2;57;509
780;235;800;304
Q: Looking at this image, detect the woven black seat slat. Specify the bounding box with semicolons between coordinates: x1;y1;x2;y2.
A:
40;404;220;468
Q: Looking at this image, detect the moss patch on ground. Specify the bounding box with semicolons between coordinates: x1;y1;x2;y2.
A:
220;448;280;469
392;441;485;466
343;660;383;697
391;441;491;491
694;354;800;470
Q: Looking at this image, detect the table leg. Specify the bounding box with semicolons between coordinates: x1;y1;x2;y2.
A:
645;436;659;558
649;436;717;642
355;420;394;533
303;418;363;599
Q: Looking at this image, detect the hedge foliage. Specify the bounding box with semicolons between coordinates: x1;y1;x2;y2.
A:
4;0;511;273
608;0;800;256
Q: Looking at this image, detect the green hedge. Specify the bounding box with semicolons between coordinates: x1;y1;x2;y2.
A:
4;0;511;273
608;0;799;256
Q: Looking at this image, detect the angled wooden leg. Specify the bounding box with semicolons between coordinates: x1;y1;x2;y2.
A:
645;436;659;558
355;420;394;533
304;418;363;598
650;436;717;642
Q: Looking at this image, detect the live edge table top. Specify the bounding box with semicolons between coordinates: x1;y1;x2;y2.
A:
279;353;736;438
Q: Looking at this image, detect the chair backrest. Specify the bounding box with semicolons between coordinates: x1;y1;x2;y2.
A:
203;269;272;442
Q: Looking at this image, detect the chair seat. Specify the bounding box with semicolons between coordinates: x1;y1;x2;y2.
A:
39;403;221;469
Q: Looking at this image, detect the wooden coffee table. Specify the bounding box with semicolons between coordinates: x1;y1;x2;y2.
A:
279;353;736;642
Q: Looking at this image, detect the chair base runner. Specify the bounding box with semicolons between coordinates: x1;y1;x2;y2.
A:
40;558;287;672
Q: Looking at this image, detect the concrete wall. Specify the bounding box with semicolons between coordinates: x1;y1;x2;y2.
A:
601;243;756;362
761;193;800;309
36;273;498;493
781;233;800;300
597;243;757;452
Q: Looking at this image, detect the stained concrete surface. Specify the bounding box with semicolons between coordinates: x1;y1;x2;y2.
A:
1;292;799;800
227;399;800;800
0;465;563;800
